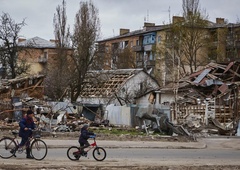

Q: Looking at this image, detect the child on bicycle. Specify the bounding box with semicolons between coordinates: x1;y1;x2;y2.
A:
17;109;36;159
78;124;95;155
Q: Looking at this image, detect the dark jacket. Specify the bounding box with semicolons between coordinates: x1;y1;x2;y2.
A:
19;115;35;138
78;126;94;143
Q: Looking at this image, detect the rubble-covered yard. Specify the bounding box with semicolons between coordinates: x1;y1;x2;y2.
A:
1;62;240;139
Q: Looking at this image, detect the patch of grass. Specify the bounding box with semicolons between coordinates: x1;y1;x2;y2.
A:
92;127;145;136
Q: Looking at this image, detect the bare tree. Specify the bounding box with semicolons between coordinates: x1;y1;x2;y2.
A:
45;0;72;101
91;43;109;70
166;0;209;76
69;0;100;102
113;47;136;69
0;12;28;79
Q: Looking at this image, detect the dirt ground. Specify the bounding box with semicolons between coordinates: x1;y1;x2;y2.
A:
1;155;239;170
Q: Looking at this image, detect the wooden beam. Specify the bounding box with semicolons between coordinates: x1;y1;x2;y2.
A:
18;86;44;92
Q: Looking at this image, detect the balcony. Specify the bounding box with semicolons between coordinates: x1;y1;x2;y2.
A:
144;44;153;51
132;45;143;52
136;60;143;68
146;60;155;67
136;60;155;68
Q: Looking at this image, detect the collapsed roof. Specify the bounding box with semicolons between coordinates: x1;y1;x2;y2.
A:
81;68;158;98
179;61;240;99
0;74;45;100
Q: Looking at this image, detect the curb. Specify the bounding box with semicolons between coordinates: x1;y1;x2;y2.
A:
46;143;207;149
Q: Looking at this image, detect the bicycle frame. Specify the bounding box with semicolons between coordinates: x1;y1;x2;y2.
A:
17;138;35;153
4;130;38;152
83;138;97;152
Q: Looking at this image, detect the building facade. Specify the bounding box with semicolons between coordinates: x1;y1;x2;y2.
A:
17;36;73;75
97;17;240;86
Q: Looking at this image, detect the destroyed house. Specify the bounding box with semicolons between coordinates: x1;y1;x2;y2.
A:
78;68;160;106
0;74;45;100
0;74;45;121
169;61;240;130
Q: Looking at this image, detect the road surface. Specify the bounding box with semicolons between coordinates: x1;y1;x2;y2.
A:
0;147;240;170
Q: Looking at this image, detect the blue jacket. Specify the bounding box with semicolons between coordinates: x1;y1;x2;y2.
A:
78;127;94;143
19;116;35;138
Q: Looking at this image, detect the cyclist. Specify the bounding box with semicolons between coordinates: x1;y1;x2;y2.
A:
78;124;95;156
16;109;36;159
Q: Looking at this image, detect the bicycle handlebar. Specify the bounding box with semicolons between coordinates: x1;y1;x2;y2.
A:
89;135;96;138
27;128;37;132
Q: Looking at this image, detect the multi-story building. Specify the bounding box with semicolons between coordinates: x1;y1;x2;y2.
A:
208;18;240;61
97;23;165;70
97;16;240;86
17;36;73;75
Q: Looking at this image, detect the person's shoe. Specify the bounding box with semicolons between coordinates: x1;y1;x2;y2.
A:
10;148;17;157
10;149;15;154
26;155;34;159
74;155;80;160
26;148;34;159
73;151;80;160
82;151;87;157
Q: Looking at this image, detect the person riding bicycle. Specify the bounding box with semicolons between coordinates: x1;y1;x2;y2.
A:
17;109;36;159
78;124;95;155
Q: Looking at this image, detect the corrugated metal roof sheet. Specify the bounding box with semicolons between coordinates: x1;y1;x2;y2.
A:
193;69;211;84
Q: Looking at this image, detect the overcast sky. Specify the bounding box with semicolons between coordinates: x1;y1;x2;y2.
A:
1;0;240;41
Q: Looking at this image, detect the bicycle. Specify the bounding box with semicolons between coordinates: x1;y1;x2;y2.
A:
67;136;106;161
0;129;48;161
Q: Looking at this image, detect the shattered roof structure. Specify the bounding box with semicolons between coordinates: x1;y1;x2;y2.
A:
164;61;240;125
81;69;143;97
164;61;240;106
80;68;158;98
180;61;240;96
0;74;45;99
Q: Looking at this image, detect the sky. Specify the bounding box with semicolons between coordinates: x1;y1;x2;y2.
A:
1;0;240;41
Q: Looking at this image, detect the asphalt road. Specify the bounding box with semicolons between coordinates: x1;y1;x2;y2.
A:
44;148;240;161
1;137;240;169
1;147;240;170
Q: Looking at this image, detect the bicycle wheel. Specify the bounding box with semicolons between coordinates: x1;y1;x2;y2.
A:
92;147;106;161
0;137;17;159
67;146;81;161
30;139;48;160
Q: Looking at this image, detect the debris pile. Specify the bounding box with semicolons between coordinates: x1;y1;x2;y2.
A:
169;61;240;136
